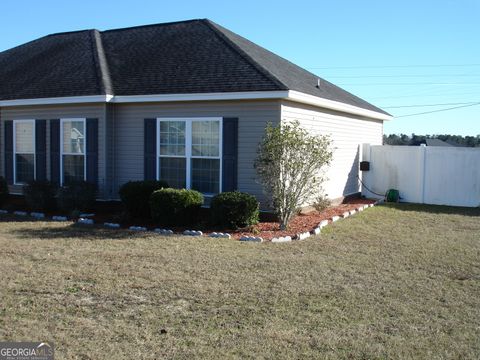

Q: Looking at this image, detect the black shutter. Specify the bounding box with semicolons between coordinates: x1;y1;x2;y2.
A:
4;120;13;185
86;118;98;186
222;117;238;192
35;120;47;181
144;118;157;180
50;119;60;185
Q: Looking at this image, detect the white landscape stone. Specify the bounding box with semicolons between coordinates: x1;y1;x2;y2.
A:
30;212;45;219
319;220;329;228
154;228;174;235
129;226;147;231
209;232;231;239
312;227;321;235
52;216;68;221
272;236;292;243
240;236;263;242
13;211;28;216
331;215;340;222
357;206;364;212
0;210;8;214
183;230;203;236
297;232;310;241
349;209;357;215
342;212;350;218
78;218;94;225
104;222;120;229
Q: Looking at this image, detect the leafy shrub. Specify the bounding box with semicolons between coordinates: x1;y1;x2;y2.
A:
57;181;96;213
119;180;169;218
23;180;57;211
150;188;203;226
0;177;8;207
313;194;331;212
210;191;259;229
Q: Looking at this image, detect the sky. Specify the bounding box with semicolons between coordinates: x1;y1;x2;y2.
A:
1;0;479;136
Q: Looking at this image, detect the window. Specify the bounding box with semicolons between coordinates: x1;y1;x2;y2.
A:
61;119;86;184
157;118;222;195
14;120;35;184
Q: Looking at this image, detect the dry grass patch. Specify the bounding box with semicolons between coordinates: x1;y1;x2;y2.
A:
0;204;479;359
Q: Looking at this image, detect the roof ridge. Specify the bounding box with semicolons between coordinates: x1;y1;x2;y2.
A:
89;30;113;95
202;20;288;91
101;19;203;34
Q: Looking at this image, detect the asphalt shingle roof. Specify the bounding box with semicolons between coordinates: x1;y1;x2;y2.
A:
0;19;388;115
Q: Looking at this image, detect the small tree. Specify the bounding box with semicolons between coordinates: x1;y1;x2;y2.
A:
254;121;333;230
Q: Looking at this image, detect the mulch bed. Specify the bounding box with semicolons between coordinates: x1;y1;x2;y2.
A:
3;195;376;241
232;198;375;240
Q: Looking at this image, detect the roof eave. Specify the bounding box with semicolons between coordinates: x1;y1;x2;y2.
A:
0;91;392;121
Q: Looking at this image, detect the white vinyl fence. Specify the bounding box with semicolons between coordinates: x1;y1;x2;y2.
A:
360;144;480;207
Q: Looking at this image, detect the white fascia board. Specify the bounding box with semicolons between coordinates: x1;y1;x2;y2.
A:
0;91;391;120
111;91;289;103
0;95;113;107
286;90;392;121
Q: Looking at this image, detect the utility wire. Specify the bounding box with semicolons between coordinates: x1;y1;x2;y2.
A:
308;63;480;70
395;102;480;118
338;82;480;86
326;74;480;79
381;102;478;109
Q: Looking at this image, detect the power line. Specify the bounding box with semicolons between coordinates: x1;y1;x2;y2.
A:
325;74;480;79
338;82;480;86
307;63;480;70
381;102;478;109
394;102;480;118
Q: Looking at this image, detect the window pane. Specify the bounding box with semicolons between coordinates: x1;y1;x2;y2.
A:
159;121;185;156
63;155;85;184
192;121;220;157
63;121;85;154
191;158;220;194
159;157;186;189
15;122;34;153
15;154;34;183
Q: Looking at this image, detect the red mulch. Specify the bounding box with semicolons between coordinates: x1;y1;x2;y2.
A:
232;198;375;240
3;194;376;241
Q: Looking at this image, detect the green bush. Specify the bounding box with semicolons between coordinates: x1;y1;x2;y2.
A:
210;191;259;229
150;188;203;226
119;180;169;218
0;177;8;207
23;180;57;211
57;181;96;214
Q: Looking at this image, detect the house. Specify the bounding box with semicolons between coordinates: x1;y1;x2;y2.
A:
0;19;391;208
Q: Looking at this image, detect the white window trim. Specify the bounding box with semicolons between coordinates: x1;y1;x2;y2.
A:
13;119;36;185
156;117;223;195
60;118;87;185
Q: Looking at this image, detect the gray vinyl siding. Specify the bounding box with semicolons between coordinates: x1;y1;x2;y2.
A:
112;100;281;206
0;103;107;196
281;100;383;201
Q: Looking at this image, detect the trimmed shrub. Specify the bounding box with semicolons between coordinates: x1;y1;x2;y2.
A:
57;181;96;213
210;191;259;229
150;188;203;226
0;177;8;207
23;180;57;211
119;180;169;218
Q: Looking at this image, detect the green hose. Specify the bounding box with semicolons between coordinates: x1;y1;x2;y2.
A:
385;189;400;203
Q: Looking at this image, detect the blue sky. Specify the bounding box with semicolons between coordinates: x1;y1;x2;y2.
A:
1;0;479;135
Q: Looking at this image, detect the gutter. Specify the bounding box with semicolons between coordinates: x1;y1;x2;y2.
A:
0;91;392;121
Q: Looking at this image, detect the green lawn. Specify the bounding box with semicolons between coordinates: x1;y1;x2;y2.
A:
0;204;479;359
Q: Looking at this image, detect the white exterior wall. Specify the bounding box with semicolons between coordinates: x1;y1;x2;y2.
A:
281;100;383;201
362;145;480;207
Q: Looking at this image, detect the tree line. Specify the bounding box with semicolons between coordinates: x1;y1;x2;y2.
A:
383;134;480;147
